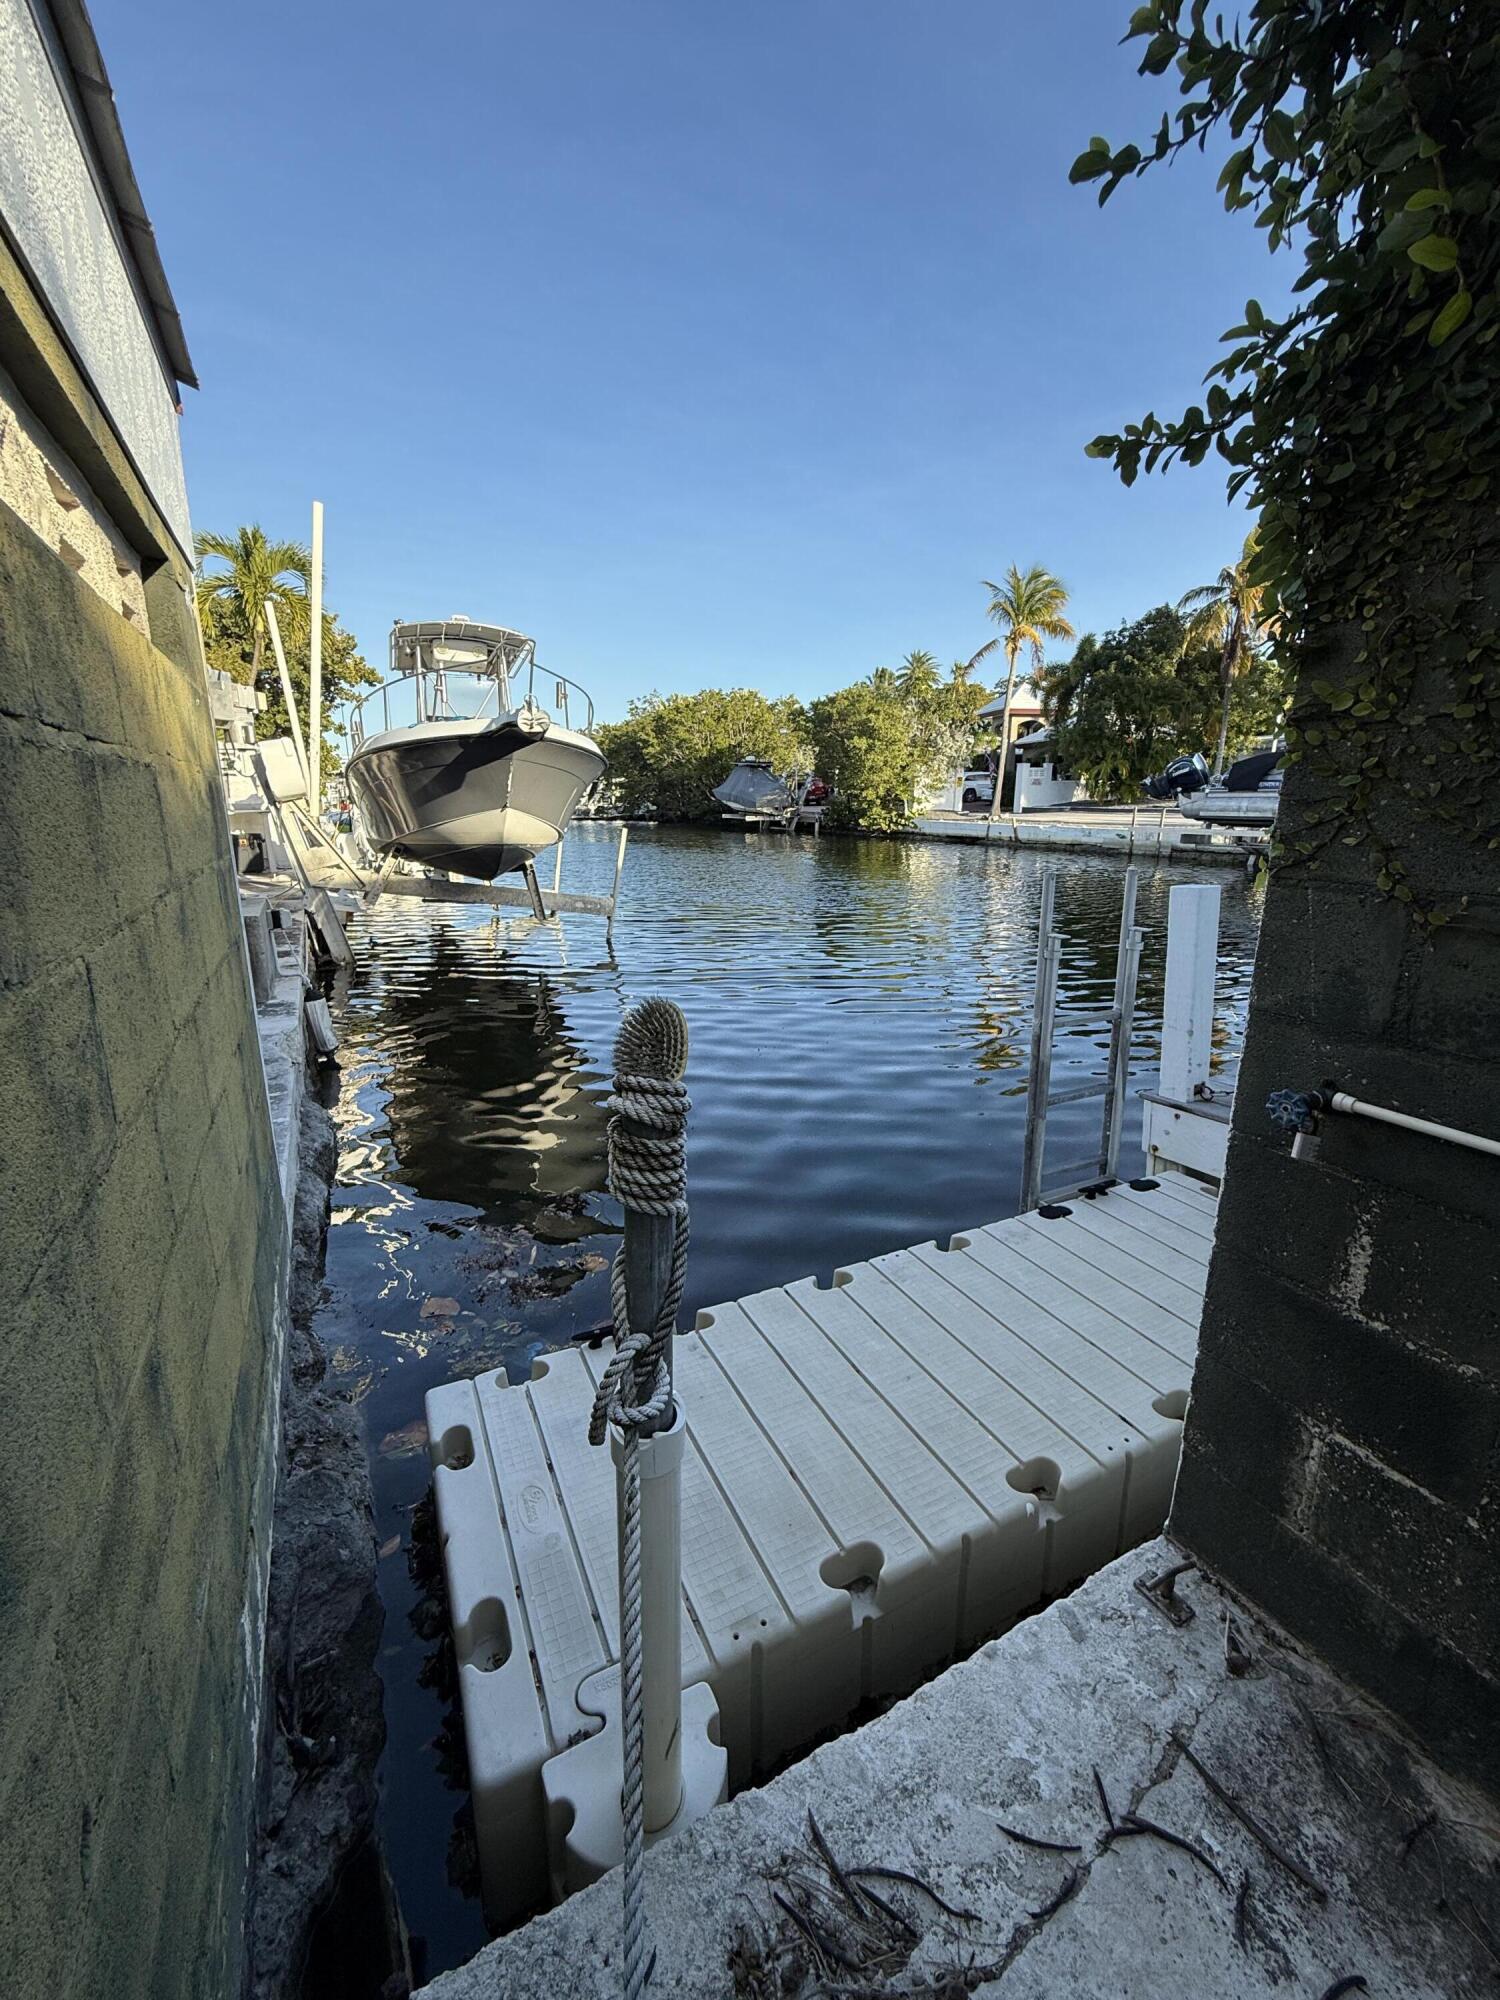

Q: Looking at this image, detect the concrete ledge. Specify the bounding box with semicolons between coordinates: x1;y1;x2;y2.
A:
912;812;1256;866
418;1537;1495;1998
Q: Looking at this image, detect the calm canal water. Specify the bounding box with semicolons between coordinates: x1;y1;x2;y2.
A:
314;823;1264;1981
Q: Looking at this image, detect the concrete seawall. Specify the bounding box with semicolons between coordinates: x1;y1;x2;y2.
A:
0;499;290;1991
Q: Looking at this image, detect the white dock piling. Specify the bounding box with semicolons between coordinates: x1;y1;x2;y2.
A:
264;599;310;794
606;825;629;942
1159;883;1220;1104
613;1411;686;1832
308;499;324;821
1142;883;1228;1182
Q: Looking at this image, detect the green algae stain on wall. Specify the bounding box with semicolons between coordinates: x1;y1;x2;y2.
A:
0;501;286;2000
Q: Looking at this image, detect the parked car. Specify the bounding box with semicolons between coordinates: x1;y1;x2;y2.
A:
960;767;995;810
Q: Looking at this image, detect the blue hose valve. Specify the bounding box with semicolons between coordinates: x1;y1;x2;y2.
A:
1267;1087;1328;1160
1267;1088;1318;1133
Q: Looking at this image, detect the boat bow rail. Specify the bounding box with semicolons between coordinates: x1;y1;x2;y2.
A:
348;618;596;748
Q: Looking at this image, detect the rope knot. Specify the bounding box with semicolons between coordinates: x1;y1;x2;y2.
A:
588;1000;691;1448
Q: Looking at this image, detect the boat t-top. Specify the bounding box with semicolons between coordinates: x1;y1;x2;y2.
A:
345;618;606;882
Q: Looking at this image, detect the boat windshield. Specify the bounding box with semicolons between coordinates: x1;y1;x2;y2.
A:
348;620;595;747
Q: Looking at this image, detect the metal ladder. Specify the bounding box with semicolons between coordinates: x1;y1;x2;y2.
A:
1019;865;1145;1212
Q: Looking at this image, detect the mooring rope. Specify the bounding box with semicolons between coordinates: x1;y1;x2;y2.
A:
588;997;690;2000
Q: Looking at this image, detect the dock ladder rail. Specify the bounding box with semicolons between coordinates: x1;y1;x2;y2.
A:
1019;864;1145;1212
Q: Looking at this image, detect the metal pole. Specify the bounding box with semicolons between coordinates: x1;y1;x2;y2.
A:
263;600;310;794
621;1217;677;1432
606;825;629;943
309;499;325;821
1102;926;1145;1180
1098;867;1142;1179
552;833;565;893
1019;867;1059;1212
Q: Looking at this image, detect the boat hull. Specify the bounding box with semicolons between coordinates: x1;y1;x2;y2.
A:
1177;790;1279;829
347;718;606;880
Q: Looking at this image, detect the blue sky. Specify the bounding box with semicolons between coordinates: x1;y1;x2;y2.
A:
101;0;1290;723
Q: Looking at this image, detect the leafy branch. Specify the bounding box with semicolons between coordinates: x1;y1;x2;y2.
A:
1074;0;1500;923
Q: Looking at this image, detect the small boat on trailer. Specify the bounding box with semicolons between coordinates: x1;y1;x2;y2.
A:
345;618;606;882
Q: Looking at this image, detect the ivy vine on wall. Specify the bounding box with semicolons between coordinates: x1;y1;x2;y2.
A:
1077;1;1499;923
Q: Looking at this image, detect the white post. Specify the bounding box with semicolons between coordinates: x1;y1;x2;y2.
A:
552;834;565;893
606;825;628;941
611;1412;686;1832
309;499;325;821
1160;883;1220;1105
263;599;310;793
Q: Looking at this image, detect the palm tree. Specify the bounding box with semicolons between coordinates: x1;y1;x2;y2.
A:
897;649;941;701
195;524;312;682
974;565;1075;818
867;666;898;693
1177;530;1266;778
948;647;991;687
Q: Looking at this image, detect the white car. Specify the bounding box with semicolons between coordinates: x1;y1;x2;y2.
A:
960;768;996;810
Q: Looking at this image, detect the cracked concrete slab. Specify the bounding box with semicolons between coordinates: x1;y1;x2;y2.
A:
417;1538;1498;1997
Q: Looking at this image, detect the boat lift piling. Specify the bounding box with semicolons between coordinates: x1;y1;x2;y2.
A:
308;500;324;821
263;599;311;795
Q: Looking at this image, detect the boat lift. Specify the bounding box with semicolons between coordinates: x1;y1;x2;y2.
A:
224;731;630;938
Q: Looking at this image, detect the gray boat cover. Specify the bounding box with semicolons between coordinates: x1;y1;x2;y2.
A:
713;759;794;816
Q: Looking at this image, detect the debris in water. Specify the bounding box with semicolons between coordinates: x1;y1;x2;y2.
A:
508;1255;607;1301
420;1296;461;1320
378;1418;430;1459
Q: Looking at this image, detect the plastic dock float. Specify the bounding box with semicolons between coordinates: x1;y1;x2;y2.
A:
425;1175;1215;1922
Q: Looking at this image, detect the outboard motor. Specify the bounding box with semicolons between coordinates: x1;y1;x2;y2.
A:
1141;752;1209;800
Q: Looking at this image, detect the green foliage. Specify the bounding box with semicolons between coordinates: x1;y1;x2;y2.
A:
1078;1;1500;918
597;662;988;833
1177;528;1274;776
1040;606;1291;797
596;689;810;820
807;680;925;832
807;661;988;831
196;524;376;780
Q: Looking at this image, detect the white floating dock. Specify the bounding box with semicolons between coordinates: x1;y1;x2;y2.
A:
426;1175;1214;1924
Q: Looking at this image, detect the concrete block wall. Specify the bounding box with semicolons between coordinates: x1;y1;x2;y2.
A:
1172;727;1500;1795
0;346;286;1990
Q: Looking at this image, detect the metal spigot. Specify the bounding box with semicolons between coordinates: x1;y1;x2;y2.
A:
1267;1085;1331;1161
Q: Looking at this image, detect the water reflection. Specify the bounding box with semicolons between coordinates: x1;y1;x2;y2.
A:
315;823;1264;1979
